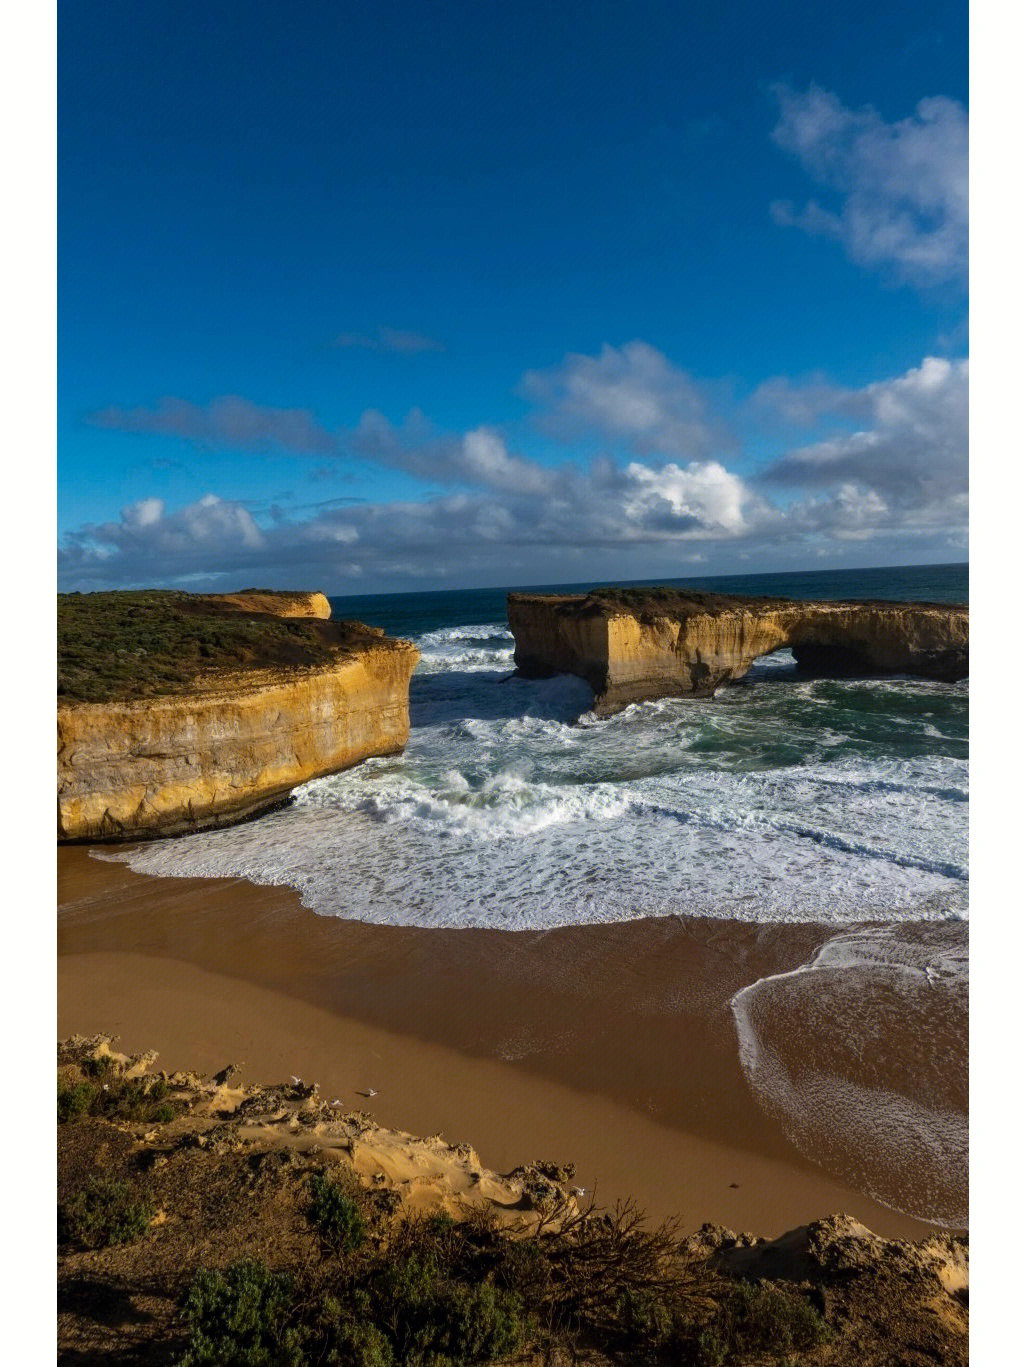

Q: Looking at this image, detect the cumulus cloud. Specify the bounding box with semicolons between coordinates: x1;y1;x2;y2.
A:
350;411;558;497
63;344;968;591
62;494;266;582
621;461;751;535
521;341;726;459
88;396;338;456
58;457;768;591
759;356;968;532
333;327;444;353
770;85;968;287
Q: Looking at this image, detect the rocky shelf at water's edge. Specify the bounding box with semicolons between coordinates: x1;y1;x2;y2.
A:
508;587;968;716
57;590;419;842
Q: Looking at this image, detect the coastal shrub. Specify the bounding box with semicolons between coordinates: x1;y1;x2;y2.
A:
372;1251;528;1365
309;1172;366;1251
59;1176;153;1249
177;1261;307;1367
316;1297;394;1367
58;590;343;702
58;1078;96;1122
57;1062;180;1125
493;1234;547;1299
685;1280;832;1362
613;1285;676;1345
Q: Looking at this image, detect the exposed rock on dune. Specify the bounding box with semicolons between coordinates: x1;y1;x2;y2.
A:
508;588;968;715
57;590;418;841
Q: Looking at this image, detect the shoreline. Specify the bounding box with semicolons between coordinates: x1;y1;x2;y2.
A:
58;845;958;1240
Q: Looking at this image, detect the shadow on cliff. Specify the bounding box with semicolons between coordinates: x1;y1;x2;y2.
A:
410;668;594;729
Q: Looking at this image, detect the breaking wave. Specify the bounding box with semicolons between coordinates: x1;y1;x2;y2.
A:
109;619;969;932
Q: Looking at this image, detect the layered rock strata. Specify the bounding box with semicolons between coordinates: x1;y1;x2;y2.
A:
508;589;968;716
58;595;418;842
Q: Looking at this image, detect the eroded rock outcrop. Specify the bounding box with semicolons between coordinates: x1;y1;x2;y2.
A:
57;593;418;841
509;588;968;715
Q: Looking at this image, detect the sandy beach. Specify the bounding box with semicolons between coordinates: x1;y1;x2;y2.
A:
57;845;961;1241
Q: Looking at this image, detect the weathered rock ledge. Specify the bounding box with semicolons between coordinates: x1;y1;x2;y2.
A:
509;588;968;716
57;592;418;842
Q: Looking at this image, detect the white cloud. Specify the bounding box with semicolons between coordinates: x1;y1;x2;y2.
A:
770;85;968;287
521;341;725;458
622;461;751;535
63;345;968;591
63;494;266;581
760;356;968;530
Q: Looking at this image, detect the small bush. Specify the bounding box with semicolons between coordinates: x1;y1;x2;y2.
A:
373;1249;529;1365
58;1079;96;1123
694;1280;832;1361
59;1176;153;1250
494;1235;547;1297
317;1297;394;1367
309;1172;366;1252
57;1064;181;1125
425;1281;528;1363
177;1261;307;1367
614;1285;675;1345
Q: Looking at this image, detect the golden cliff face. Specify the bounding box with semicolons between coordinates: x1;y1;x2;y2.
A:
198;590;332;619
508;591;968;716
57;595;418;842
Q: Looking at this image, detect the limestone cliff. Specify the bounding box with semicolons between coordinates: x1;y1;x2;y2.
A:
508;588;968;716
58;593;418;842
199;589;332;619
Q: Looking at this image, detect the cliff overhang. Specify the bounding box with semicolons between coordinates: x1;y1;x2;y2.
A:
508;588;968;716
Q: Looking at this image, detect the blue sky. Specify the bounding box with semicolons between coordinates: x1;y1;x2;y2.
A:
58;0;968;592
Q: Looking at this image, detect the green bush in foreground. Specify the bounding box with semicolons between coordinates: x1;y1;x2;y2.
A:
174;1190;831;1366
691;1280;833;1364
177;1261;307;1367
59;1176;153;1250
57;1080;96;1123
371;1249;528;1365
309;1172;367;1252
177;1230;531;1367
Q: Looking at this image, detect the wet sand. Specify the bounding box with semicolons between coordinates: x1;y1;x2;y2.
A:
58;846;951;1239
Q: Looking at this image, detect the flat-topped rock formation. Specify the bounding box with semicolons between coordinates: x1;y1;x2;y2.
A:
508;587;968;716
58;589;418;841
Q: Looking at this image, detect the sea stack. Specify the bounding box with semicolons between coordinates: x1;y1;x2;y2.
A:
57;590;419;841
508;588;968;716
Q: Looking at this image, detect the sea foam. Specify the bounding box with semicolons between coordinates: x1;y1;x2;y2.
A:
731;922;968;1226
106;620;969;932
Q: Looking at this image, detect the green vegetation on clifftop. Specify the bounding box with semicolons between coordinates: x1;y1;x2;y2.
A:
57;590;358;703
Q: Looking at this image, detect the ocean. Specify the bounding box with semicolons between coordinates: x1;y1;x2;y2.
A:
115;560;968;932
108;560;969;1226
